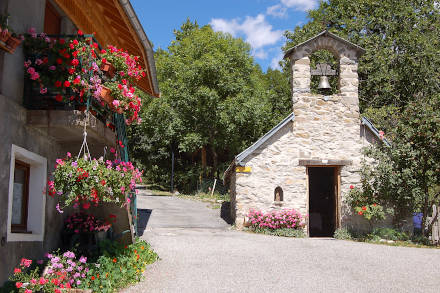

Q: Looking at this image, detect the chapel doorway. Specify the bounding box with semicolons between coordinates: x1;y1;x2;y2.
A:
308;167;338;237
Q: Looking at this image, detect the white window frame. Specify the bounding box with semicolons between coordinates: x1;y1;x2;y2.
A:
7;144;47;242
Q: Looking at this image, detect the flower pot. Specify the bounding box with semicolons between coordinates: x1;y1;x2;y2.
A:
5;35;21;53
0;29;10;43
100;61;115;78
100;86;123;114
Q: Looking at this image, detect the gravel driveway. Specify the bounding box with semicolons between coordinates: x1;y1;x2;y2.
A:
122;191;440;293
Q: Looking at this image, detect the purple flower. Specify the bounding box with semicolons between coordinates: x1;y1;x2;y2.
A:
79;256;87;263
56;203;64;214
49;65;56;71
71;161;78;167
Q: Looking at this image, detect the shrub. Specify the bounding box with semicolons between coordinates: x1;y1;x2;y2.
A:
334;228;353;240
368;228;409;241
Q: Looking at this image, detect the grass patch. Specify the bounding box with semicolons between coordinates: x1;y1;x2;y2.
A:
176;192;229;209
246;227;306;238
333;227;439;249
149;189;174;196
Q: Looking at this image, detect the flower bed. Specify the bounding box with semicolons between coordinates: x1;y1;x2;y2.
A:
246;209;306;237
7;239;157;293
48;152;142;211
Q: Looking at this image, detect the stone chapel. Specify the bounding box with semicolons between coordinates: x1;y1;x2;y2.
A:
224;31;386;236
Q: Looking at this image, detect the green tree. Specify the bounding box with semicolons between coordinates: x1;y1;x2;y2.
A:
283;0;440;110
129;20;289;192
357;96;440;234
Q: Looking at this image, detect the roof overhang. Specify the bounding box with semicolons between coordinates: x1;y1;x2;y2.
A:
361;116;391;146
53;0;160;97
284;30;366;60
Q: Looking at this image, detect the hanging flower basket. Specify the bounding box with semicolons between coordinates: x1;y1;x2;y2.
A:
48;153;143;211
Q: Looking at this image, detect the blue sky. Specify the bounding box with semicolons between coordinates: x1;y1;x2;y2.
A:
131;0;319;71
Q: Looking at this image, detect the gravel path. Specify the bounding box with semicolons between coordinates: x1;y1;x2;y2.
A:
122;191;440;293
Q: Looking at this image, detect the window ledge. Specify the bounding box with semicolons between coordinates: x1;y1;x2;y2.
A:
7;233;43;242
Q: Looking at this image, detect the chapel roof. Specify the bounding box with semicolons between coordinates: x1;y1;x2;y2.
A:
283;30;366;60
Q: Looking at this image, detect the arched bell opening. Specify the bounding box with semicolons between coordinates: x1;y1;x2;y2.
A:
310;49;339;95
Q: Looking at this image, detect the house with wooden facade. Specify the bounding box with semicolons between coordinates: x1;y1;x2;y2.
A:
0;0;159;284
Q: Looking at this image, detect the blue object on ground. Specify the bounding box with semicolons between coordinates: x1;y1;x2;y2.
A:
413;212;423;229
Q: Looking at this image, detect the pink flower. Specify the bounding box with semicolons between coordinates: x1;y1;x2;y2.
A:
24;60;31;68
49;65;56;70
40;87;47;94
28;27;36;34
379;130;385;140
27;67;35;75
35;58;43;65
110;147;116;153
67;152;71;158
20;258;32;267
56;158;64;166
56;203;64;213
112;100;120;107
31;72;40;80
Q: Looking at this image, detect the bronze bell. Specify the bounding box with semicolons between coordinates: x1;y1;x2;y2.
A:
318;76;331;91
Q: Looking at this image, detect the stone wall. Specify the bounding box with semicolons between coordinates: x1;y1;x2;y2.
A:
233;33;369;231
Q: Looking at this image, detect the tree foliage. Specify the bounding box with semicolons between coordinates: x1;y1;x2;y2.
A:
284;0;440;110
356;96;440;233
128;20;291;192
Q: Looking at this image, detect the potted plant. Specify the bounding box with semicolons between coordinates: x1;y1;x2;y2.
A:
48;152;143;211
0;14;22;53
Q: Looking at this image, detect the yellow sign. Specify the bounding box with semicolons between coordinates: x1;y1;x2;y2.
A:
236;166;252;173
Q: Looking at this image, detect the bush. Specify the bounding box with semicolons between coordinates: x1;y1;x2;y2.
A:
368;228;409;241
334;228;353;240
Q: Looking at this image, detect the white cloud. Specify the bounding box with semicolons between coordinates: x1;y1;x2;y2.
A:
270;51;284;70
210;14;283;59
266;4;288;18
253;49;268;59
209;18;240;37
281;0;319;11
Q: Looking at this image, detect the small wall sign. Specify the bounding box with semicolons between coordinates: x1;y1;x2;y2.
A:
236;166;252;173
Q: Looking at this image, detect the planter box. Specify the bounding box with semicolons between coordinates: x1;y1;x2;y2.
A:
100;61;116;78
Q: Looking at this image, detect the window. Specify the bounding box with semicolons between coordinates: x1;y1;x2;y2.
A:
11;160;30;233
274;187;283;202
7;145;47;242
